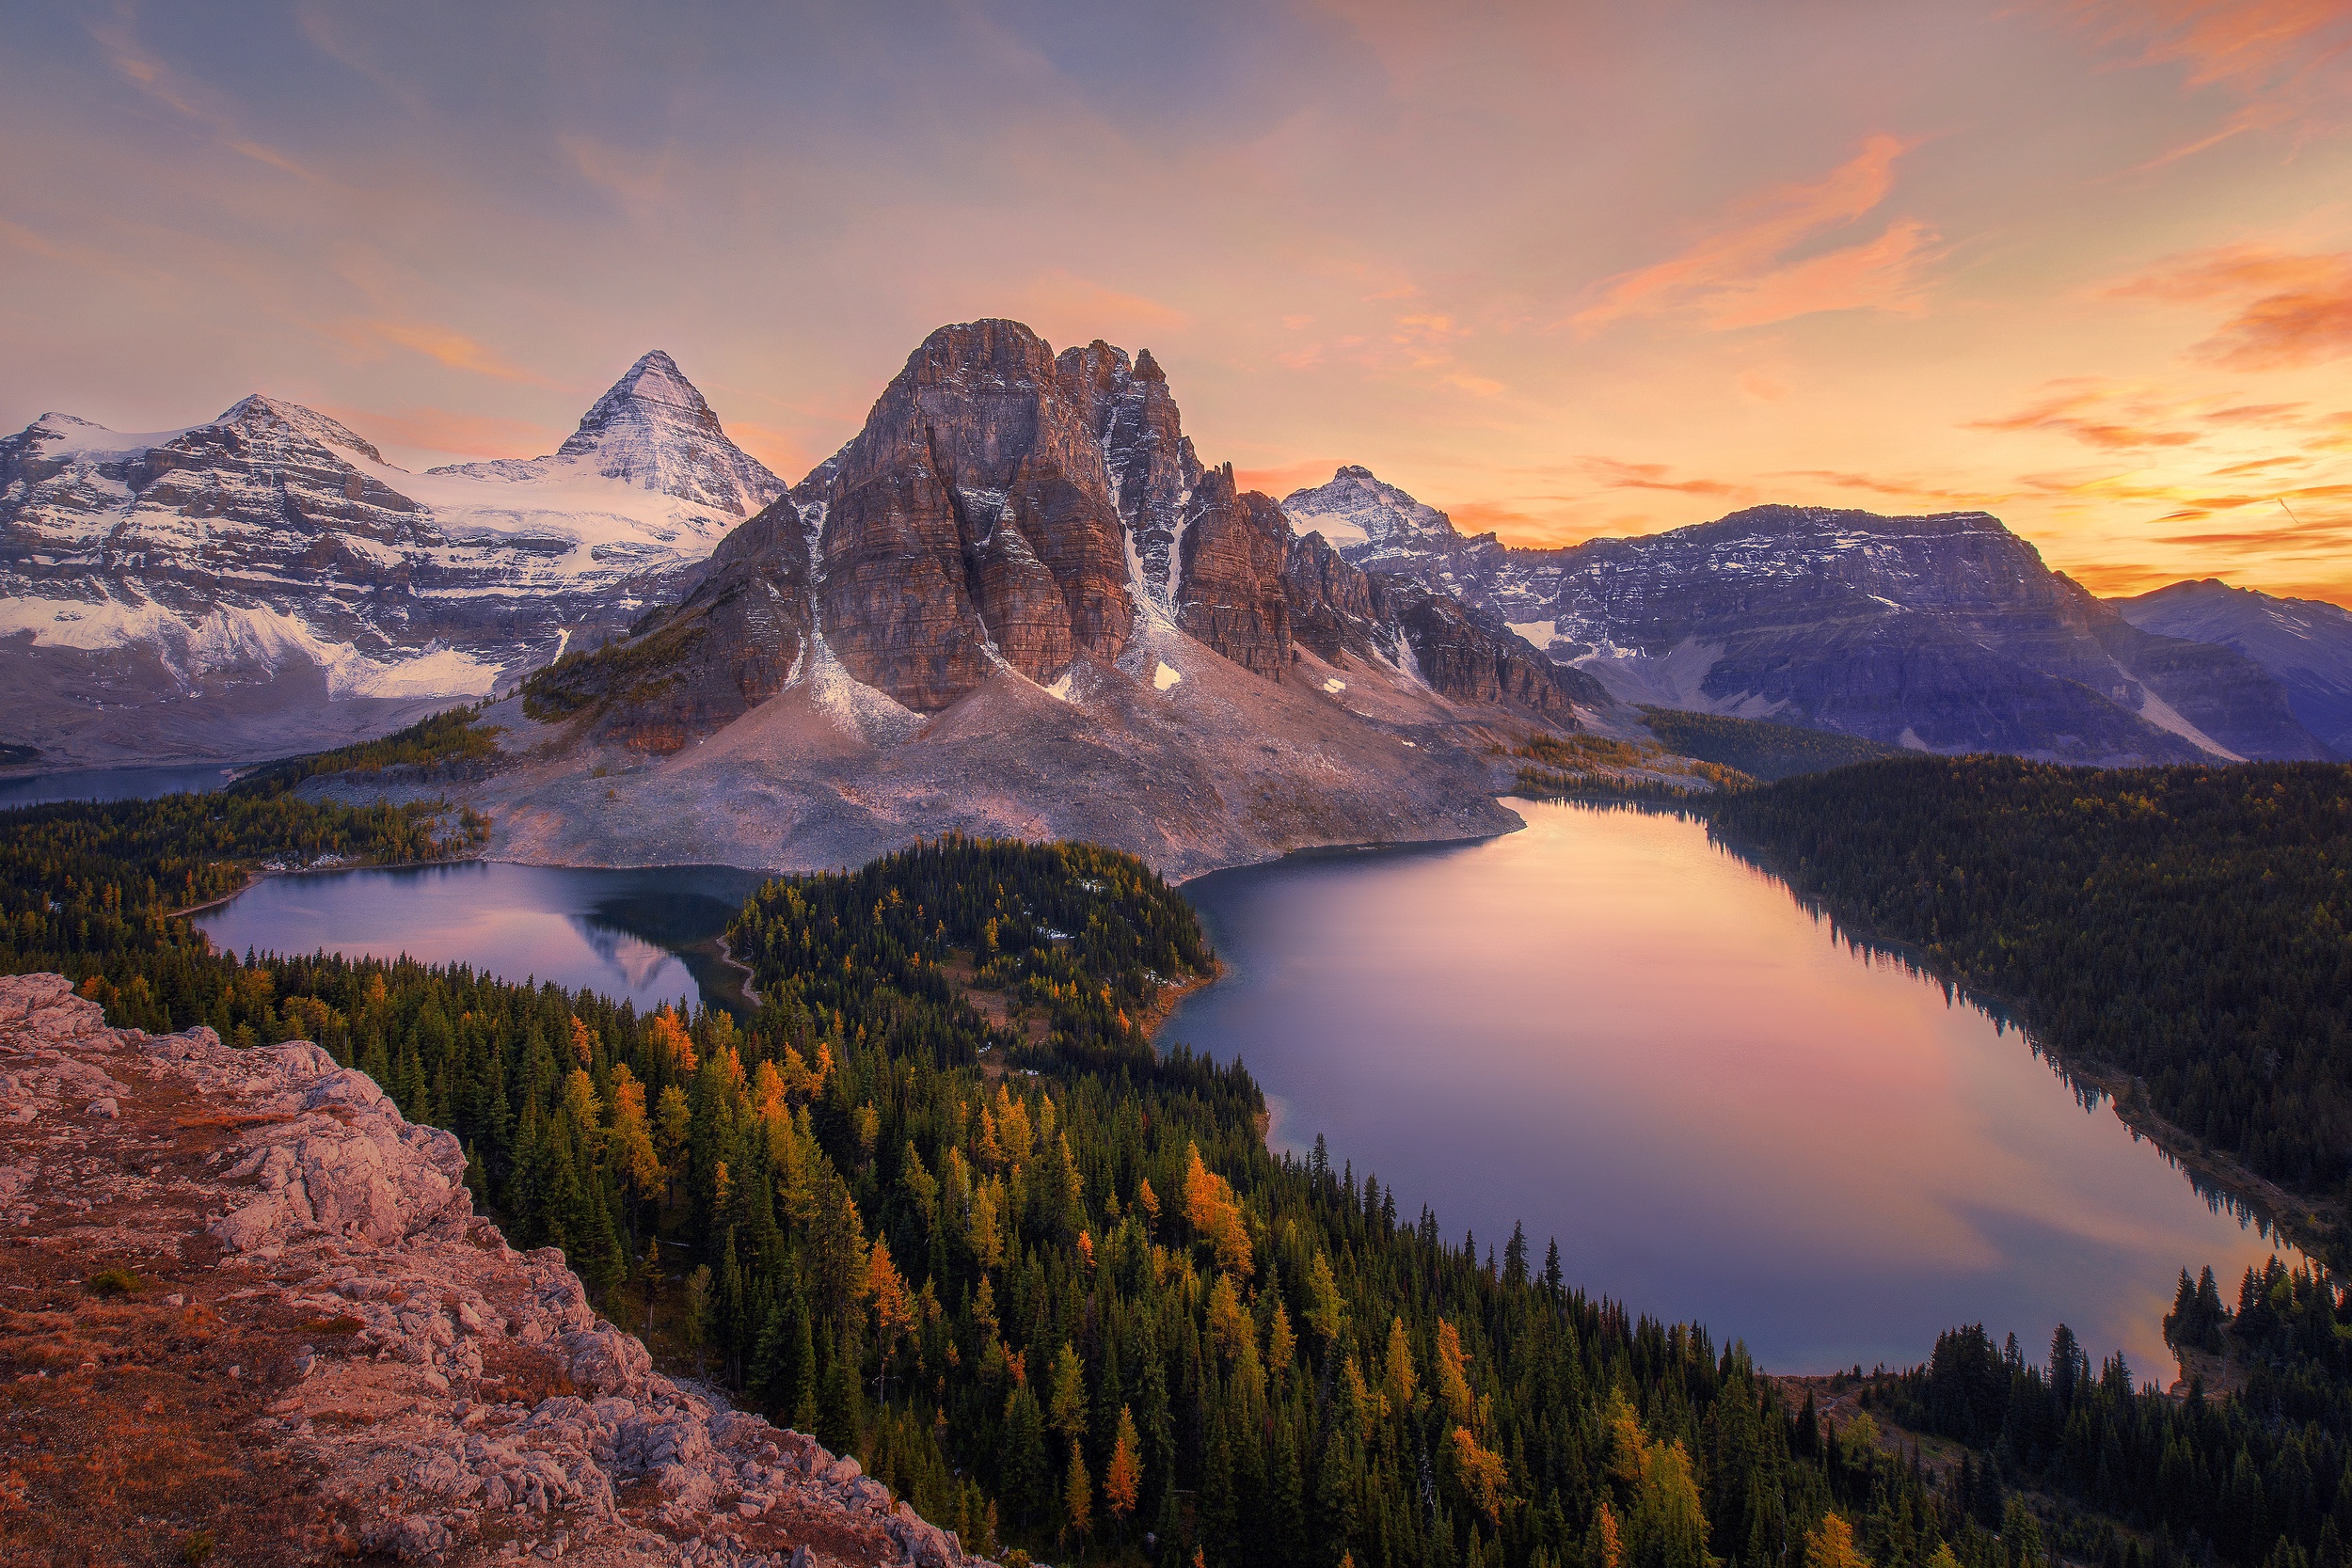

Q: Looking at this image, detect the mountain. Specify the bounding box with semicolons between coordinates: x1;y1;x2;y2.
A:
475;321;1606;876
1282;470;2328;765
0;355;781;768
2113;579;2352;758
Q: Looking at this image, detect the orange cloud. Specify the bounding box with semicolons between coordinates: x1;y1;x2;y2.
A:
1580;456;1752;499
2107;245;2352;369
333;319;565;388
2062;0;2352;90
1770;469;1990;506
88;12;329;184
1706;217;1943;330
1969;383;2203;450
2056;0;2352;164
1569;135;1930;333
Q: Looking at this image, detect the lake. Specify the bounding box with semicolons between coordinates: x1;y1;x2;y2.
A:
187;803;2294;1373
1161;800;2295;1374
196;861;771;1016
0;763;244;808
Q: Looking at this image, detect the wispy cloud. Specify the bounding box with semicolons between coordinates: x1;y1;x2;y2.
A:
2106;245;2352;370
87;10;331;184
1580;456;1752;499
331;319;565;388
1969;383;2205;450
2056;0;2352;161
1568;135;1938;334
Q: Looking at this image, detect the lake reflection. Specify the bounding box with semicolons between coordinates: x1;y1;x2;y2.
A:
1162;799;2296;1374
0;764;242;807
196;862;769;1015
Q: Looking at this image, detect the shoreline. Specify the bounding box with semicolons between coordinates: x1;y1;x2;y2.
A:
1708;819;2340;1269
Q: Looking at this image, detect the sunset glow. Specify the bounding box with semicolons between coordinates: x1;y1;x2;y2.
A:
6;2;2351;597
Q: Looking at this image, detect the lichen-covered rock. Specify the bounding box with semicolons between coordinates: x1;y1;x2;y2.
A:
0;973;991;1567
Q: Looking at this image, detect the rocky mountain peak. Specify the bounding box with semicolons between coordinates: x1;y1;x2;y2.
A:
215;393;389;466
560;350;720;451
522;350;784;517
1281;465;1464;555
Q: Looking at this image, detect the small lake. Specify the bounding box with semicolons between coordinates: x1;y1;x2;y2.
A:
1162;800;2296;1375
196;862;770;1016
0;763;243;808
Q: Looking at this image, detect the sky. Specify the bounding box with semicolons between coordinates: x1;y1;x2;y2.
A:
5;2;2351;601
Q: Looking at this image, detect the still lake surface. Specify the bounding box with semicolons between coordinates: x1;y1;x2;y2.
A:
187;801;2292;1372
0;763;243;807
197;862;770;1015
1162;800;2295;1374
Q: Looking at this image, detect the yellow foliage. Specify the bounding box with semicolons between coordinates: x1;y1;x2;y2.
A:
647;1006;697;1075
1435;1319;1475;1427
1206;1274;1252;1361
1104;1405;1142;1519
1451;1425;1510;1524
1806;1513;1871;1568
866;1236;914;1351
1384;1316;1418;1410
1182;1142;1252;1276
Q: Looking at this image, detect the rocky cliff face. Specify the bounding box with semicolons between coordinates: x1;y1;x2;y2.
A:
1177;465;1294;679
2115;579;2352;758
0;971;981;1568
1278;531;1607;718
798;321;1135;710
550;323;1592;745
1282;467;2328;764
1;356;780;768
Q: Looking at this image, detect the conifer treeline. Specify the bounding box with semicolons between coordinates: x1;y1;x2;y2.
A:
1708;758;2352;1210
1883;1259;2352;1568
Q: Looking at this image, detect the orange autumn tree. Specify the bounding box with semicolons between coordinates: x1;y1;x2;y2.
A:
1181;1141;1251;1275
1104;1404;1141;1531
646;1005;697;1076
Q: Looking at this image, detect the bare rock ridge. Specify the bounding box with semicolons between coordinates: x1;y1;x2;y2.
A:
0;972;980;1568
2114;578;2352;759
1283;471;2330;765
547;319;1597;746
1;353;782;769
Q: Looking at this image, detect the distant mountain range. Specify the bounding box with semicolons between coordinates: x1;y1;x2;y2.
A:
5;317;2341;872
0;352;781;767
1283;468;2332;765
2113;580;2352;759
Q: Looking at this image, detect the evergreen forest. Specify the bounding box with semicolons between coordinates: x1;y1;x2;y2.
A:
4;748;2351;1568
1709;757;2352;1225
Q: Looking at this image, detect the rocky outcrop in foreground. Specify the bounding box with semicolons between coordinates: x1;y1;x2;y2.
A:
0;973;979;1568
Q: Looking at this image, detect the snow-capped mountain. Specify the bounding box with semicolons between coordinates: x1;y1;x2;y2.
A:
2114;579;2352;758
494;321;1599;874
0;356;781;768
1280;468;2328;765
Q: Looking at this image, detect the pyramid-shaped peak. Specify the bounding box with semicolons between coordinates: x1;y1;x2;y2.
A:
563;350;724;452
543;351;782;516
215;394;386;466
